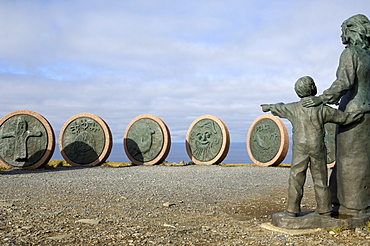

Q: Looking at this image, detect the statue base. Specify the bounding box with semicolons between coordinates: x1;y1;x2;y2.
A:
272;211;370;229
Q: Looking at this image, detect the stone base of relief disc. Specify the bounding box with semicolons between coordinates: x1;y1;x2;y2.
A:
272;211;370;229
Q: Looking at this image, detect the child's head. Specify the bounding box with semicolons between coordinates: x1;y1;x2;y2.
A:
294;76;317;98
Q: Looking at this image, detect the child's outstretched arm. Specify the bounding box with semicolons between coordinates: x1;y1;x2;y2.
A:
261;104;271;112
260;102;294;120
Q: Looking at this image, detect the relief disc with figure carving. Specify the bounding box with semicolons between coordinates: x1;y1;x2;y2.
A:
186;115;230;165
247;115;288;166
59;113;112;166
0;110;55;169
124;115;171;165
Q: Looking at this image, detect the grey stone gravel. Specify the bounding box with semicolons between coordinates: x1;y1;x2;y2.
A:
0;165;369;245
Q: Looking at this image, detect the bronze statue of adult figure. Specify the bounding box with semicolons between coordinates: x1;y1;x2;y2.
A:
303;14;370;215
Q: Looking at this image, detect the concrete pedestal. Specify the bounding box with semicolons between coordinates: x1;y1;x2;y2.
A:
272;211;370;229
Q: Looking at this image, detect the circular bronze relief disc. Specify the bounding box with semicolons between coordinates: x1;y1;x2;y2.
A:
59;113;112;166
247;115;288;166
186;115;230;165
124;115;171;165
0;110;55;169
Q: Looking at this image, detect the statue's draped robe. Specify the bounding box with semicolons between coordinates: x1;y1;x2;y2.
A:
322;46;370;211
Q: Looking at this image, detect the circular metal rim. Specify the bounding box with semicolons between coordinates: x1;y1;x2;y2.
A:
59;113;112;166
246;114;289;166
185;115;230;165
0;110;55;169
123;114;171;165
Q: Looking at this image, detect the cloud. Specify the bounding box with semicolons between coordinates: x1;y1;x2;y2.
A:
0;0;369;148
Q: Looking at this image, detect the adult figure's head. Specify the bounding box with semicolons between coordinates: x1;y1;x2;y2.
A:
302;14;370;108
341;14;370;49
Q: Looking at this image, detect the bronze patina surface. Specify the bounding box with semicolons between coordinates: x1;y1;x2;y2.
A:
247;115;288;166
124;115;170;165
0;110;55;169
302;14;370;215
186;115;229;165
59;113;112;166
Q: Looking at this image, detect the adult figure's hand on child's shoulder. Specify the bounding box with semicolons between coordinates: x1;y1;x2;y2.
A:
302;96;322;107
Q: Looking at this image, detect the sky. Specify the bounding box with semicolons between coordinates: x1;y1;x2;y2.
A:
0;0;369;147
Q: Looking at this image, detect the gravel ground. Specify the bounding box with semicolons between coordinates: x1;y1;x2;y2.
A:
0;165;369;245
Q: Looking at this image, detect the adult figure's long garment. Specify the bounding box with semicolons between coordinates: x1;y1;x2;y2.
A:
320;46;370;212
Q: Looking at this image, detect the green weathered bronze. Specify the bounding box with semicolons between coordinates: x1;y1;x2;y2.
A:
0;114;47;167
61;117;105;165
249;118;281;163
188;119;223;162
126;118;164;162
263;76;363;219
324;123;336;165
302;14;370;216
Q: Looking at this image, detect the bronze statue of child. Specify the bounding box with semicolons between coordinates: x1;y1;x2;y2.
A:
261;76;363;217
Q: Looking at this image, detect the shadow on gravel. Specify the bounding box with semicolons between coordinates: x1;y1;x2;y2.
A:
224;189;317;222
225;199;286;221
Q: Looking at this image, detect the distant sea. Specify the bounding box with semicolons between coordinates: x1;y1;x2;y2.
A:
52;142;292;164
